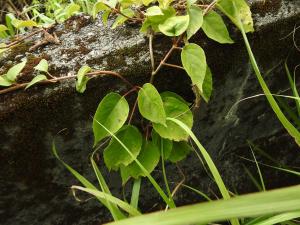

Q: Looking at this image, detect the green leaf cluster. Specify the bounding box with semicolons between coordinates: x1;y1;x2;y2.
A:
92;85;194;183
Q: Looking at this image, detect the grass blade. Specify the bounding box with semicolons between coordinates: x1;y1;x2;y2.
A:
254;211;300;225
181;184;211;201
243;165;263;192
249;145;265;191
94;119;176;208
53;141;126;220
130;178;141;209
236;4;300;146
90;155;126;220
166;117;239;225
106;185;300;225
285;63;300;117
240;156;300;177
71;186;141;216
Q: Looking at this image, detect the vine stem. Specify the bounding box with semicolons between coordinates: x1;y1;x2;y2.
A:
0;25;55;49
203;0;218;15
162;63;184;70
0;70;132;95
107;5;143;22
150;37;183;83
128;98;138;124
149;32;155;74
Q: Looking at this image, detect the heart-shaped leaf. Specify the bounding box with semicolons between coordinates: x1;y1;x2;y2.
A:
0;24;8;32
6;60;27;82
11;19;37;29
145;6;164;16
160;91;191;106
202;11;233;44
120;141;160;184
152;130;173;159
201;66;213;103
76;65;91;93
0;75;13;87
217;0;254;33
92;2;110;19
25;75;47;89
187;5;203;40
65;3;81;18
93;93;129;146
104;125;142;171
168;141;192;163
140;7;176;33
138;83;166;125
143;0;156;6
181;43;207;92
34;59;49;73
112;8;134;29
158;15;189;37
153;96;193;141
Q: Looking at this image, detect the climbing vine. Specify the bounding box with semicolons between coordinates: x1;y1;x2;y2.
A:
0;0;254;179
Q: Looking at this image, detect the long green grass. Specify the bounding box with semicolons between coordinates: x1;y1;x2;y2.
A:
106;185;300;225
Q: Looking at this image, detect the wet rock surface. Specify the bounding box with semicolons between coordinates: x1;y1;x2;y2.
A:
1;1;300;224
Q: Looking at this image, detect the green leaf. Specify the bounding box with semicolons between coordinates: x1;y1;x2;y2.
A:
187;0;197;8
95;120;175;208
5;13;16;36
168;141;192;163
38;14;56;25
140;7;176;33
102;10;111;25
158;0;174;9
145;6;164;16
34;59;49;73
65;3;81;18
202;11;233;44
0;24;8;32
6;60;27;82
201;66;213;103
0;43;8;55
112;8;134;29
138;83;166;125
151;130;173;159
153;96;193;141
93;93;129;146
119;0;142;8
11;19;37;29
160;91;191;106
120;141;160;184
25;75;47;89
158;15;190;37
181;43;207;92
187;5;203;40
0;75;13;87
92;2;110;19
76;65;91;93
143;0;156;6
104;125;142;170
217;0;254;33
106;0;119;8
